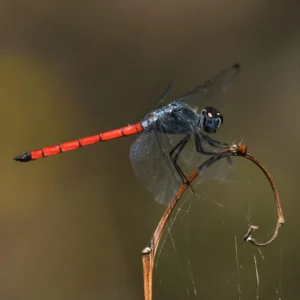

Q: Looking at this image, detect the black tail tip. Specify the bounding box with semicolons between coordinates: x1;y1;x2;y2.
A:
14;153;32;162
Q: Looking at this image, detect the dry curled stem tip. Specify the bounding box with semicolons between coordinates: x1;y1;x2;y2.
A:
142;140;284;300
229;140;285;247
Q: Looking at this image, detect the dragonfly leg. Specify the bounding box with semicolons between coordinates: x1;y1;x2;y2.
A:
195;134;233;164
169;135;195;192
203;134;229;149
195;133;227;154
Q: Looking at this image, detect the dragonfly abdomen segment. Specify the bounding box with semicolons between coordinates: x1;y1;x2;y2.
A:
14;123;144;162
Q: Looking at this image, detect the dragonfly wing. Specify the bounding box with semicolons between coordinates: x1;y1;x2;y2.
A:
156;79;175;109
168;132;234;182
129;130;182;205
174;64;240;110
198;153;235;182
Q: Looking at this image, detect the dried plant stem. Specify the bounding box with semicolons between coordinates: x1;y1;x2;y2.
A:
142;169;199;300
241;152;284;246
142;141;284;300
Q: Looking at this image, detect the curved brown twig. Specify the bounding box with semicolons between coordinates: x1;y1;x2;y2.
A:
141;168;201;300
142;141;284;300
231;142;285;246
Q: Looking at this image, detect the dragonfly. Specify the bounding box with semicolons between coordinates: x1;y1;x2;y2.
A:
14;63;240;204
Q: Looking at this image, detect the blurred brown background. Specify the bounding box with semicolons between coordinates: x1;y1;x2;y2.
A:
1;0;300;299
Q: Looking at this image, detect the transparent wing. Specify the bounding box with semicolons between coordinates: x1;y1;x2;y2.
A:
174;63;240;110
168;133;234;182
156;79;175;109
129;130;182;205
130;131;234;205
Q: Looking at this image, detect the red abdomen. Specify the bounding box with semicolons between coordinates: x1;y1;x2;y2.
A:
14;123;144;162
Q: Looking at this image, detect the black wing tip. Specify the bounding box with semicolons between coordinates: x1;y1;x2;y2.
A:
14;153;32;162
232;63;240;71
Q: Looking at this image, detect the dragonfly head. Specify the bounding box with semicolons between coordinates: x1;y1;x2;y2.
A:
201;106;223;133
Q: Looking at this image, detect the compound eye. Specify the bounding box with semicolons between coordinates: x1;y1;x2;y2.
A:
217;118;222;128
218;114;224;126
